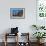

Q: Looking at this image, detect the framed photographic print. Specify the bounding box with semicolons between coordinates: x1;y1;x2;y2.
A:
36;0;46;26
10;8;25;19
37;0;46;18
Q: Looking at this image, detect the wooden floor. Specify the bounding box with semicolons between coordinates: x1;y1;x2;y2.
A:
0;42;46;46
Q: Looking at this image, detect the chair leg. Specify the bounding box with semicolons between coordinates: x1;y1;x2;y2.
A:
4;41;7;46
4;33;7;46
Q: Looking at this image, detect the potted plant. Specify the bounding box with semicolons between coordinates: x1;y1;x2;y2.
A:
32;24;45;30
33;32;46;43
32;25;39;30
40;26;45;29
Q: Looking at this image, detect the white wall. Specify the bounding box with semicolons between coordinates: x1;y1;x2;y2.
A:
0;0;36;42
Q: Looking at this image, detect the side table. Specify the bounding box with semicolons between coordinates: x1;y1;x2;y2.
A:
4;33;18;46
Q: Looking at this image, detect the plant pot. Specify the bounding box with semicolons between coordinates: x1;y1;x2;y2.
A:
37;39;40;43
37;39;45;44
40;38;45;43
